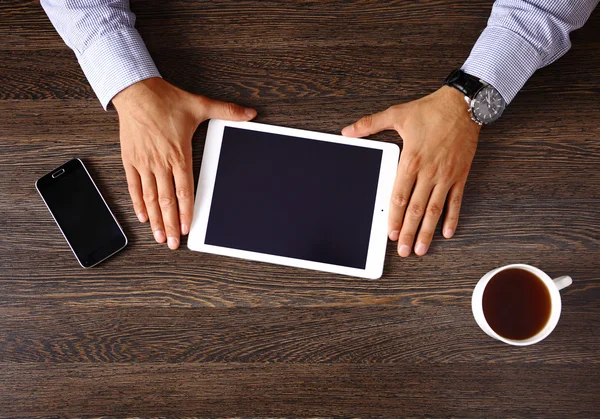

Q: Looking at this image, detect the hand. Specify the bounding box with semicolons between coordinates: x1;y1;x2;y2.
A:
342;86;480;257
113;77;257;250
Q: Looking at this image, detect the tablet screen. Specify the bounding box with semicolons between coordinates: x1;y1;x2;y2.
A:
205;126;383;269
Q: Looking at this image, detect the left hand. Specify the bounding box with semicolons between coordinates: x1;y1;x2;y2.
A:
342;86;481;257
113;78;256;250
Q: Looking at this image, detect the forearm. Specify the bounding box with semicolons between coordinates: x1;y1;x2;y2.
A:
41;0;161;109
462;0;599;103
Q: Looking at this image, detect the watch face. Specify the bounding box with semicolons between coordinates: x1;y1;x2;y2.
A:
472;86;506;124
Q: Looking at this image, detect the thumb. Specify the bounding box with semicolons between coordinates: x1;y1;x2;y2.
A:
197;96;257;122
341;107;399;138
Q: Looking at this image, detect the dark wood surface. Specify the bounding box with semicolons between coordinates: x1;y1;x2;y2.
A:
1;1;599;417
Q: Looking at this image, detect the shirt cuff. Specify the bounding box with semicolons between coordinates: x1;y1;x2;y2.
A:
77;27;162;110
462;26;542;104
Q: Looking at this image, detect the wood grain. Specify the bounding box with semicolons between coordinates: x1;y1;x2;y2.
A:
1;305;598;364
1;363;599;417
0;0;599;417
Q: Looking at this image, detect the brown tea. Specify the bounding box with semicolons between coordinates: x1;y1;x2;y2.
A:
482;268;552;340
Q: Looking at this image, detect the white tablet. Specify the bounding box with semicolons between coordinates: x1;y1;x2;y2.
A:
188;119;399;279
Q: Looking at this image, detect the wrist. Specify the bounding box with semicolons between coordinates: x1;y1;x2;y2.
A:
112;77;163;113
436;86;481;132
443;69;506;125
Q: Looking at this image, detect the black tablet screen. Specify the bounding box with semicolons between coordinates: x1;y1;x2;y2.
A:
205;126;383;269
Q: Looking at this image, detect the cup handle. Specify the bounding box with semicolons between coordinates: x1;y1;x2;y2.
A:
553;275;573;291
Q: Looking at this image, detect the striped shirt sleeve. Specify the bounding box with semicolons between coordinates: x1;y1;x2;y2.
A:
41;0;161;110
462;0;599;104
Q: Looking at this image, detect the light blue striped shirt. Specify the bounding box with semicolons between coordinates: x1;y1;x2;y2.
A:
41;0;598;109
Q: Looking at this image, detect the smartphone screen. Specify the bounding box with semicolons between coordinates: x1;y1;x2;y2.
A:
36;159;127;268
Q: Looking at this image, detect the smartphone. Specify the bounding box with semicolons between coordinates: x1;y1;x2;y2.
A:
36;158;127;268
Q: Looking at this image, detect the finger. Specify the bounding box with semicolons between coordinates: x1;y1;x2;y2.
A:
155;168;181;250
414;185;449;256
200;97;257;121
397;180;433;258
124;165;147;223
341;107;399;138
442;182;465;239
140;172;166;244
388;161;417;242
173;158;195;236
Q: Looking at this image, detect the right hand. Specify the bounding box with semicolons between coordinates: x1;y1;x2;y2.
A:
112;77;257;250
342;86;480;257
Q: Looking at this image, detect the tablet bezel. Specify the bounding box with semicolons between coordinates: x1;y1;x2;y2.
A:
188;119;399;279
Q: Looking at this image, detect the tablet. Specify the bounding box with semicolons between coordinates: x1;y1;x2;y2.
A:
188;119;399;279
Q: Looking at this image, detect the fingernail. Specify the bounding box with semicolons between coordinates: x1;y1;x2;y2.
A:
342;125;354;135
154;230;166;243
389;230;399;241
244;108;257;118
444;228;454;239
167;237;179;250
399;245;411;257
415;242;427;256
181;223;189;235
137;212;147;223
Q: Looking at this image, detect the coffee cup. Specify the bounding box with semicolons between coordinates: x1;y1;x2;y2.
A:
472;264;572;346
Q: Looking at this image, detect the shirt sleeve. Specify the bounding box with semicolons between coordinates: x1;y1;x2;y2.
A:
41;0;162;110
462;0;599;104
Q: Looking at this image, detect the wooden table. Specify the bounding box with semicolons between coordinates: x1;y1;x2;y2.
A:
1;1;599;417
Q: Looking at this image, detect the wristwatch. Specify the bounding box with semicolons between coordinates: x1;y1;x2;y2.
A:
443;69;506;125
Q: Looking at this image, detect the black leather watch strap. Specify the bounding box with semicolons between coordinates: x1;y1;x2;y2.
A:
443;69;485;98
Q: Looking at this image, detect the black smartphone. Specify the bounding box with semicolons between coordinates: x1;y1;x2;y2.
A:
36;158;127;268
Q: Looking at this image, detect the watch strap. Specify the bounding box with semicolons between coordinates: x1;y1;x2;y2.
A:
443;69;485;99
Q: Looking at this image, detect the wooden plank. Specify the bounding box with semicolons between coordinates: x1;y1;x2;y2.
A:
0;305;598;364
0;0;491;50
1;362;598;417
2;40;600;101
1;0;597;52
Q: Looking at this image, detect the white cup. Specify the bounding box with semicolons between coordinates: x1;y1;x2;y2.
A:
472;264;572;346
